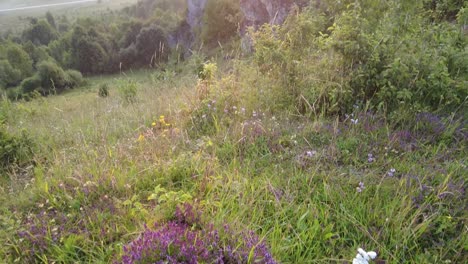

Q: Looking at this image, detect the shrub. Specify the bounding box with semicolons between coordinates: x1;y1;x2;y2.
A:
98;83;110;98
65;69;84;88
202;0;242;45
21;75;41;94
118;80;138;103
198;62;217;82
0;126;34;171
37;60;67;94
0;60;22;88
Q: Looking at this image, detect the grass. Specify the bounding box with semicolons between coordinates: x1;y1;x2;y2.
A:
0;57;467;263
0;0;136;34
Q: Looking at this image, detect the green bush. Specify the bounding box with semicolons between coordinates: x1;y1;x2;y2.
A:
21;75;41;94
0;126;34;171
65;69;84;88
37;60;68;94
250;1;467;116
118;80;138;103
98;83;110;98
0;60;22;88
202;0;242;45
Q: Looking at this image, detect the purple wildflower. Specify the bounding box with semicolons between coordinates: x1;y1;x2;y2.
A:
119;204;277;264
387;168;396;177
356;182;365;193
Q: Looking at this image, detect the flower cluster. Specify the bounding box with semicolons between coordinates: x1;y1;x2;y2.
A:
119;205;276;264
352;248;377;264
356;182;365;193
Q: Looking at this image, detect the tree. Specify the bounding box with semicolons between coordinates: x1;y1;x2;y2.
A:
202;0;242;45
0;60;22;88
22;19;58;46
37;60;67;93
6;44;33;79
46;11;57;30
120;25;168;68
70;26;109;74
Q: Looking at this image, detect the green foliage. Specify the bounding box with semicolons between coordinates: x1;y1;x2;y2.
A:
118;79;138;103
98;83;110;98
6;44;33;78
0;60;22;88
423;0;466;21
22;19;58;46
119;24;168;69
48;34;73;68
36;60;68;94
65;70;84;88
251;0;468;116
23;41;52;67
199;62;217;82
0;126;34;171
46;11;57;30
71;26;111;74
202;0;242;45
20;75;42;94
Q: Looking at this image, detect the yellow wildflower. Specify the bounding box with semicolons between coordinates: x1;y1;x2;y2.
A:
152;122;157;127
137;134;145;142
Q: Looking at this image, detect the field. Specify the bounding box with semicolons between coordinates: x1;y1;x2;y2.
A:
0;57;466;263
0;0;136;34
0;0;467;263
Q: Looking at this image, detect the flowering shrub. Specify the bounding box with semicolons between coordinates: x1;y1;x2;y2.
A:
119;204;276;264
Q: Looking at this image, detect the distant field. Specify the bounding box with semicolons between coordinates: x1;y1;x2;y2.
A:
0;0;137;34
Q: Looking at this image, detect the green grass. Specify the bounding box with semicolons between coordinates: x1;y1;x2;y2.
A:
0;59;467;263
0;0;136;34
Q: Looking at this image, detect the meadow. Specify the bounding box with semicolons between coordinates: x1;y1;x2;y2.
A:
0;0;467;263
0;0;136;34
1;57;466;263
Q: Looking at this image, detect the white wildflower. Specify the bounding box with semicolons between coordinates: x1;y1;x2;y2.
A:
352;248;377;264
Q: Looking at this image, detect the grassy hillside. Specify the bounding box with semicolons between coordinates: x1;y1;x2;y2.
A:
0;0;467;263
0;0;136;34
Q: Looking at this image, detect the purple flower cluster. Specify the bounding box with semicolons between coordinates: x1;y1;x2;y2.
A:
17;209;69;258
414;112;446;142
119;205;276;264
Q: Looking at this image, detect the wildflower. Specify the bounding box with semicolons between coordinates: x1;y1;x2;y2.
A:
306;150;317;157
253;111;257;118
387;168;396;177
151;122;157;127
352;248;377;264
351;118;359;125
137;134;145;142
367;153;375;163
356;182;365;193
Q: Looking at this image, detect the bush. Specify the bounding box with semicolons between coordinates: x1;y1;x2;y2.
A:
98;83;110;98
65;69;84;88
250;1;467;116
202;0;242;45
0;126;34;171
21;75;41;94
118;80;138;103
37;60;67;94
0;60;22;88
